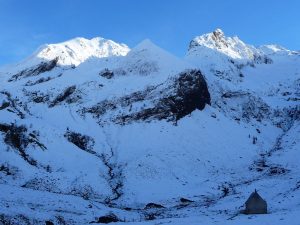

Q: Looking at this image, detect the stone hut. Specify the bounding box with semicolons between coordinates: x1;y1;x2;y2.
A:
244;189;267;214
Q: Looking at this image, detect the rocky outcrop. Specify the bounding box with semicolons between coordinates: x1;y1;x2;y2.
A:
8;58;58;82
84;69;210;124
116;70;210;123
64;130;95;153
99;68;114;79
0;123;46;166
49;85;78;107
94;213;121;223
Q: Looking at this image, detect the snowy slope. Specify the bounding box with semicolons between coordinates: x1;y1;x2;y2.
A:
188;28;262;60
0;37;130;80
34;37;130;66
0;30;300;225
186;29;273;84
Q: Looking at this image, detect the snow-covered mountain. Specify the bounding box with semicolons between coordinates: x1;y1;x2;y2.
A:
0;37;130;79
0;30;299;225
188;28;262;60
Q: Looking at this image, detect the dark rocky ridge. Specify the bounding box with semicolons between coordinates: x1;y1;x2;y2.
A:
0;123;46;166
8;58;59;82
83;69;210;124
116;70;210;124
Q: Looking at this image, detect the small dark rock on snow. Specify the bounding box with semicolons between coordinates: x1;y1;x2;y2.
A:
180;197;194;203
144;203;165;209
99;69;114;79
94;213;120;224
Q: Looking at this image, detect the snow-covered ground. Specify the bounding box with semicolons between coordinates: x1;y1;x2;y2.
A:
0;29;299;224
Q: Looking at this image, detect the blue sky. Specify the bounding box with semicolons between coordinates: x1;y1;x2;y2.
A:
0;0;299;66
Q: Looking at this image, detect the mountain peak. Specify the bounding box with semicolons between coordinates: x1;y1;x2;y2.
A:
122;39;190;77
212;28;225;38
133;39;161;51
188;29;236;51
130;38;177;60
27;36;130;67
188;29;260;60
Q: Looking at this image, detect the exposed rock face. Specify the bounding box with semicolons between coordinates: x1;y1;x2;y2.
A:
99;68;114;79
84;69;210;124
64;130;95;152
0;123;46;166
245;190;268;214
49;85;77;107
45;221;54;225
144;203;165;209
116;69;210;123
173;69;211;118
8;58;58;82
0;101;9;110
95;213;121;223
